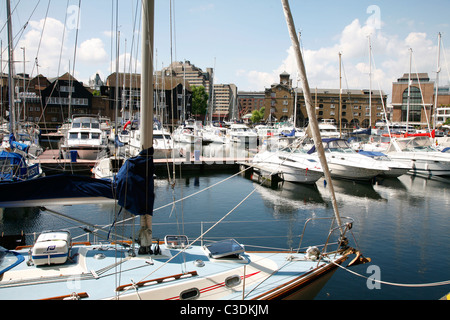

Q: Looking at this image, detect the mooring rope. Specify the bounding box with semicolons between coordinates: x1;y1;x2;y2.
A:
331;260;450;288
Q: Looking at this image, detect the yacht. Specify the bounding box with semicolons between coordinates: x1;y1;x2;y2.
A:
318;119;340;138
358;150;411;178
307;138;389;181
201;124;229;144
128;124;179;159
227;123;258;145
385;136;450;176
172;120;203;145
60;116;107;161
253;145;323;184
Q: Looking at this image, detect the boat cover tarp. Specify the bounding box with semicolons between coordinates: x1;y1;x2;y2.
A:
352;128;371;135
115;147;154;216
0;150;26;166
0;150;40;181
0;247;24;276
0;148;155;216
280;128;296;137
0;174;115;203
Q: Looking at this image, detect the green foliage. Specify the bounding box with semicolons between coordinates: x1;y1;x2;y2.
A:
191;85;208;116
251;107;265;124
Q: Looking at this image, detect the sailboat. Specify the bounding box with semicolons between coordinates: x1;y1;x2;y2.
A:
0;0;43;182
0;0;369;300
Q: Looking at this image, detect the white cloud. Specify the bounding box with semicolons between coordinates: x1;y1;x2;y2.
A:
77;38;108;63
16;17;69;77
238;17;448;100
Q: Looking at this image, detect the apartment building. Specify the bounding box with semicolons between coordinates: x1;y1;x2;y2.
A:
237;91;265;119
211;83;237;121
264;72;387;128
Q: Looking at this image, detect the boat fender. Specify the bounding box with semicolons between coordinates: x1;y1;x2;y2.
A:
152;240;161;255
305;246;320;261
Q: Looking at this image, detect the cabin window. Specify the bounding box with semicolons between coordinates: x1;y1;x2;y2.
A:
69;133;78;139
225;275;241;288
180;288;200;300
91;133;101;139
80;133;89;140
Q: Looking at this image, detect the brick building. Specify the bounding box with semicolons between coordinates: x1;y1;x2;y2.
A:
263;72;387;128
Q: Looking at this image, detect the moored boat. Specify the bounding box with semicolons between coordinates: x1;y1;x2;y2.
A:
385;136;450;176
60;116;107;161
0;0;370;301
307;138;389;181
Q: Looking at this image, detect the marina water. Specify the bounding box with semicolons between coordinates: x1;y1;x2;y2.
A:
1;142;449;300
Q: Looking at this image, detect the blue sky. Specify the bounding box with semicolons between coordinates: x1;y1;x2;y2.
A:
2;0;450;102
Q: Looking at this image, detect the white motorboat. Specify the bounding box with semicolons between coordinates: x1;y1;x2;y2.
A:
172;120;203;145
60;116;107;161
358;150;411;178
128;126;179;159
201;124;229;144
227;123;258;145
318;119;340;138
92;154;126;180
307;138;389;181
253;146;323;184
385;136;450;176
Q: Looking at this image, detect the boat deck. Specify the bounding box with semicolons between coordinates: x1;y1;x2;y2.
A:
0;241;346;300
31;149;251;175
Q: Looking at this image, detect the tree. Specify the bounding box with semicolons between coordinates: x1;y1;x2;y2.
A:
251;107;265;124
191;85;208;118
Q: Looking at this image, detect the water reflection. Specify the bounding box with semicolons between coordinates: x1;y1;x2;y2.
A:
317;178;385;202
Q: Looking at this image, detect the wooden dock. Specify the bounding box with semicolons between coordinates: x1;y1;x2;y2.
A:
32;149;250;176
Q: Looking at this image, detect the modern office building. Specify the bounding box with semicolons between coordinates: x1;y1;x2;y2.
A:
391;73;435;127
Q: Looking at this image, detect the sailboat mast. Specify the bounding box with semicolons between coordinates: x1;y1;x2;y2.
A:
140;0;154;149
368;36;372;129
406;48;412;132
6;0;16;137
280;0;343;231
339;52;342;138
434;32;441;131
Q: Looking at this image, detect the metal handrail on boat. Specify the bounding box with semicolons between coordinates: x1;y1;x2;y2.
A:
296;216;355;255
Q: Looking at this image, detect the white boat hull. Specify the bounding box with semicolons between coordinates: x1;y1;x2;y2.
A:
61;146;106;161
0;242;351;300
253;151;323;184
388;153;450;176
327;162;384;181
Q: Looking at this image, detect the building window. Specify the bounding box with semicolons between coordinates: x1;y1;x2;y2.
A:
401;86;422;122
60;86;75;93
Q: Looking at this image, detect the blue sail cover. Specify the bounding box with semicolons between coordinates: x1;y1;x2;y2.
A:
0;150;40;181
280;128;296;137
0;174;115;203
115;147;154;216
0;148;155;216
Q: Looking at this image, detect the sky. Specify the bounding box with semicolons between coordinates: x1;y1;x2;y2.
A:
1;0;450;103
